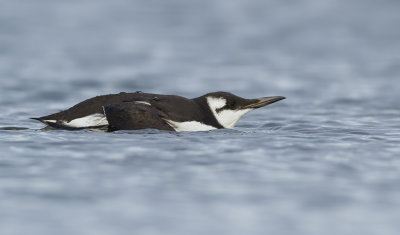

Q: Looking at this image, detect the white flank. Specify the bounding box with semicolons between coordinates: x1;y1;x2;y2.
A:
63;113;109;128
135;101;151;106
206;96;252;128
44;120;56;123
165;120;217;132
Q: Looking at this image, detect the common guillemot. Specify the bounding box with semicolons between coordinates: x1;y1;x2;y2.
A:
32;91;285;132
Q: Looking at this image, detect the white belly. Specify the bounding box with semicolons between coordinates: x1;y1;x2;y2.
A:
46;114;216;132
164;120;217;132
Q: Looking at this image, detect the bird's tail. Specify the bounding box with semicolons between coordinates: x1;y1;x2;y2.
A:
30;117;46;124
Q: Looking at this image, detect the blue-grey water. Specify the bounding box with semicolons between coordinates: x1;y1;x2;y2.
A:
1;0;400;234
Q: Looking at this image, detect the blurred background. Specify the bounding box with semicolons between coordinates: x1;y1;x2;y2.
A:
2;0;399;105
1;0;400;234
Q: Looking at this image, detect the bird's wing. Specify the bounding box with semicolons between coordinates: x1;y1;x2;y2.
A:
37;92;157;122
103;102;175;131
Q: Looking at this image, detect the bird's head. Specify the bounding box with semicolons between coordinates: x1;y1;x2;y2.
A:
203;92;285;128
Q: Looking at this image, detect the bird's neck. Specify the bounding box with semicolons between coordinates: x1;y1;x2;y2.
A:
192;97;224;129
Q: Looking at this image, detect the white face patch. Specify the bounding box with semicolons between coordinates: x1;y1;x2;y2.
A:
206;97;227;111
62;113;109;128
206;96;252;128
164;120;217;132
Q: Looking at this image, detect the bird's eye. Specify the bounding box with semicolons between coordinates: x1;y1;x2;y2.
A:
228;101;235;108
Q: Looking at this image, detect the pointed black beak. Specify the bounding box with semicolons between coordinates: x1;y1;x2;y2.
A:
243;96;286;109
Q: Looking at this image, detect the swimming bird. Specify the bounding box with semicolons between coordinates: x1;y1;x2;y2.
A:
32;91;285;132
